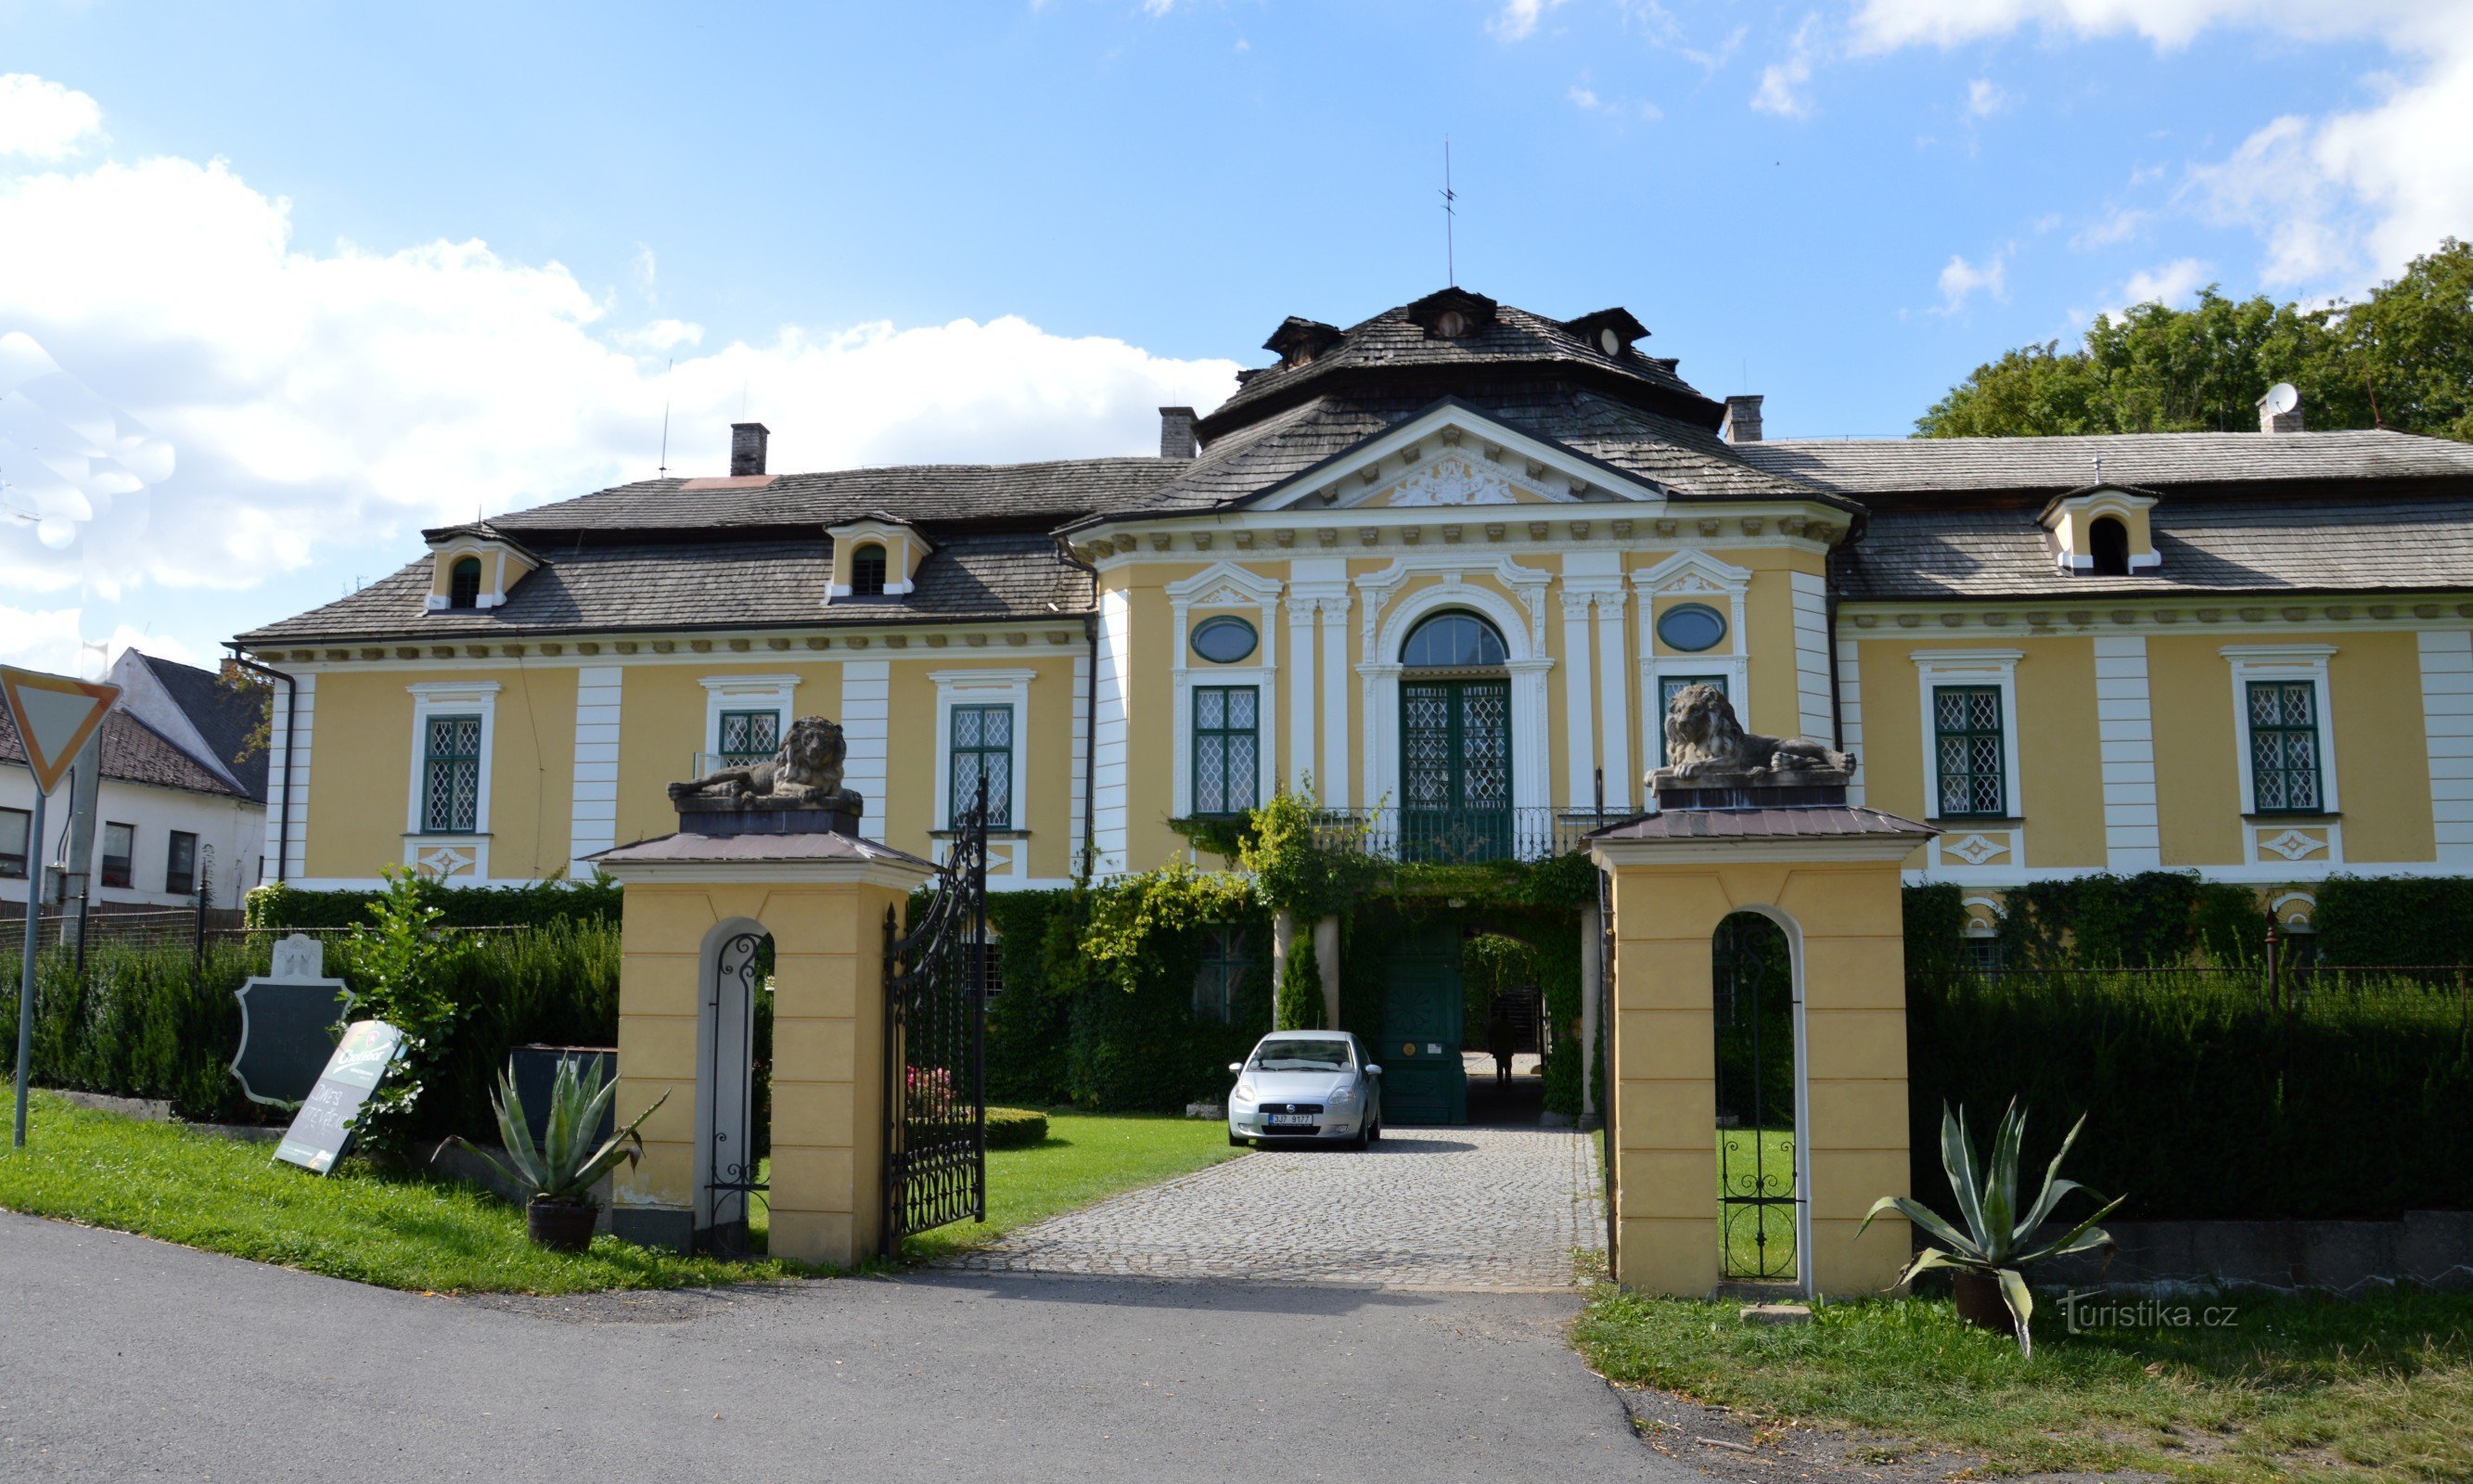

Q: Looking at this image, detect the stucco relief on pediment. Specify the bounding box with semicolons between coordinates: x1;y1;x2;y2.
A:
1369;454;1531;508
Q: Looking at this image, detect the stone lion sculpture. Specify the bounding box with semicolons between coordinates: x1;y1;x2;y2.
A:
1661;683;1853;780
669;715;861;809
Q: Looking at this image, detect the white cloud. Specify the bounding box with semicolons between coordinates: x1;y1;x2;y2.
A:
0;74;102;160
0;608;183;675
1964;78;2010;118
1851;1;2473;288
1935;250;2008;313
2123;256;2212;306
1752;14;1823;119
1492;0;1567;43
1568;83;1663;122
0;88;1242;656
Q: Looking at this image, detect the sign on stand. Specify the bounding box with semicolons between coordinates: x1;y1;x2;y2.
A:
230;934;355;1107
1;665;121;1149
275;1020;405;1175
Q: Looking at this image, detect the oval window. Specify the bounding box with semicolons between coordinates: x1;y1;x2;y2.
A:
1191;616;1258;664
1656;602;1727;653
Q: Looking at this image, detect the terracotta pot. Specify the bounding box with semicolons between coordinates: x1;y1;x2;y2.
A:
1950;1270;2013;1335
526;1197;597;1253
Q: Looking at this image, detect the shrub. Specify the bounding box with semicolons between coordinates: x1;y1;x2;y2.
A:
247;875;621;931
1907;967;2473;1221
984;1107;1050;1148
2314;876;2473;967
1275;928;1323;1030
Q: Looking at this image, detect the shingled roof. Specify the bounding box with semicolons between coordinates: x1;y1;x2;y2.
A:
1743;429;2473;497
237;531;1092;645
0;707;249;800
486;457;1185;536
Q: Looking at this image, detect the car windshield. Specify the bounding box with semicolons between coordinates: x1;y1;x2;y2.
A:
1253;1038;1352;1071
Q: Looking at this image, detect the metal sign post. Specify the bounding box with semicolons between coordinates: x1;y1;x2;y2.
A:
2;666;122;1147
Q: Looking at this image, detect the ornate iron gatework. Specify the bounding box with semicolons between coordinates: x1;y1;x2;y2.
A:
881;781;990;1254
704;928;769;1259
1713;912;1800;1283
1400;678;1513;863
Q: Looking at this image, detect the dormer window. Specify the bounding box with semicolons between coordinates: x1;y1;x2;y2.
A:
2040;484;2160;576
422;522;542;612
2089;517;2130;577
448;556;482;609
852;544;888;597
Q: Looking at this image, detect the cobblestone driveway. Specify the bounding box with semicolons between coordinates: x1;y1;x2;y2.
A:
946;1126;1605;1290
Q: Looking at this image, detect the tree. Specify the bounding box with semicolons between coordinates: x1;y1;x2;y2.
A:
1917;238;2473;442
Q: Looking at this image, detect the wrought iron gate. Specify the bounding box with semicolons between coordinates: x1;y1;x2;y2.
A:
703;928;768;1259
1712;912;1800;1283
880;783;991;1254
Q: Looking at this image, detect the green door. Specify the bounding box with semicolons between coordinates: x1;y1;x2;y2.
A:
1379;930;1467;1125
1401;679;1513;863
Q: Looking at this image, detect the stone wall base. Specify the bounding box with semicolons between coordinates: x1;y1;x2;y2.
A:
2039;1211;2473;1294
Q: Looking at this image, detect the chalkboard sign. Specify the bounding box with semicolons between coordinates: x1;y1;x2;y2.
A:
231;935;354;1107
275;1020;404;1175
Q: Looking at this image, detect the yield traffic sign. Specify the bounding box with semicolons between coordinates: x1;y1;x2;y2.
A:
0;665;121;796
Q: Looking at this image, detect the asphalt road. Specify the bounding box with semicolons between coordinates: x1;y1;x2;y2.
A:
0;1212;1696;1483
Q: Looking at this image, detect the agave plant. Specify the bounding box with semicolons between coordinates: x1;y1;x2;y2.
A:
440;1055;669;1205
1859;1101;2122;1356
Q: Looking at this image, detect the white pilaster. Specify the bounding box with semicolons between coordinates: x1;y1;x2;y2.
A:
1319;595;1351;808
1093;589;1132;876
839;659;891;838
1288;599;1317;793
1070;648;1090;874
1834;634;1866;807
1560;592;1596;810
568;665;623;874
1594;591;1632;811
2093;634;2160;870
263;673;313;883
2420;629;2473;867
1789;571;1833;742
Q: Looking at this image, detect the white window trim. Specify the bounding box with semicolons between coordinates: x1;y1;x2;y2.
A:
1912;650;2024;821
1166;562;1283;819
698;673;800;772
2223;644;2339;816
1634;552;1751;794
931;669;1035;831
1356;569;1554;819
404;680;500;880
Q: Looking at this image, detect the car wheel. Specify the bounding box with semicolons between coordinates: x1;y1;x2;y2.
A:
1229;1130;1249;1147
1366;1119;1381;1144
1349;1126;1370;1150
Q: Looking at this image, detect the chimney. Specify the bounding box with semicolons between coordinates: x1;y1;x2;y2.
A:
2257;384;2303;434
730;421;770;476
1722;394;1764;444
1159;406;1198;460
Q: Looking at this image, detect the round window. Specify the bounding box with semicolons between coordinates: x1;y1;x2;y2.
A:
1191;615;1258;664
1656;602;1727;653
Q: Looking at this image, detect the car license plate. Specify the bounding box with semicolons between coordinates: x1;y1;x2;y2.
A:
1267;1113;1316;1127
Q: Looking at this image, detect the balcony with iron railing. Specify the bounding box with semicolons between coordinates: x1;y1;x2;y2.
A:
1304;806;1637;864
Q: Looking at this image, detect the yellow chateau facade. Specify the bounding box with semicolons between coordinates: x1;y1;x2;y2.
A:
237;288;2473;932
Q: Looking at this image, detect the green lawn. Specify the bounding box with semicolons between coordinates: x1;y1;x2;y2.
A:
895;1111;1243;1262
1575;1285;2473;1483
0;1092;810;1293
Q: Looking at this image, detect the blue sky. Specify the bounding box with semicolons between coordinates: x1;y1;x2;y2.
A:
2;0;2464;673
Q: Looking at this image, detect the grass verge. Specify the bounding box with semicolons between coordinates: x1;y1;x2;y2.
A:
1573;1285;2473;1483
0;1092;811;1293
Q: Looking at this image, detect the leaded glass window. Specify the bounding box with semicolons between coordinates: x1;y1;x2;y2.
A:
950;704;1013;827
2248;680;2323;814
718;709;780;767
1932;685;2005;818
421;714;483;833
1192;685;1259;817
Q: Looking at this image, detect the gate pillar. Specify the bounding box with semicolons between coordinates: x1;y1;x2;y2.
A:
1589;697;1934;1298
594;796;935;1268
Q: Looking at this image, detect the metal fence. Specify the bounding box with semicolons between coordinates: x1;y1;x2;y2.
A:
1307;806;1637;864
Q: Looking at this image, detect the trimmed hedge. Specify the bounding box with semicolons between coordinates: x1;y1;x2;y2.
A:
985;1107;1050;1149
1907;968;2473;1221
2315;876;2473;967
246;876;621;931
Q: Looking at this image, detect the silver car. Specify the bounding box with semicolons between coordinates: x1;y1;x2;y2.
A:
1227;1030;1383;1148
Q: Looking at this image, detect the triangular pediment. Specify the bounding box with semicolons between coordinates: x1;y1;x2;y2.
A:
1245;400;1672;513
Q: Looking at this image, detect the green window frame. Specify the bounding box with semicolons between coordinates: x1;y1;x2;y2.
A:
949;703;1014;828
1658;673;1728;765
1191;685;1259;817
1193;927;1252;1024
421;713;483;834
2248;680;2323;814
717;709;780;767
1932;684;2006;819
